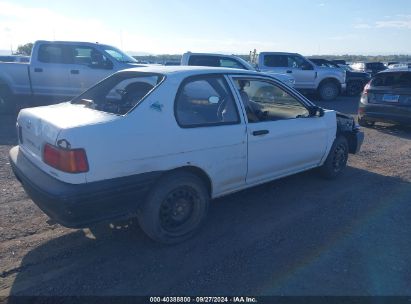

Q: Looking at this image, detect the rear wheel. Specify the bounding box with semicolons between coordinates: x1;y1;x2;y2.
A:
358;116;375;127
319;81;339;101
319;136;349;179
138;171;209;244
0;85;14;114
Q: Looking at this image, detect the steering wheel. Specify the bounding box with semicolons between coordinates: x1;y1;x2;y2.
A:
255;109;269;121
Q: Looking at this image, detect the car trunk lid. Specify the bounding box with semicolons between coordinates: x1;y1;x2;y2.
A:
17;102;119;160
368;87;411;106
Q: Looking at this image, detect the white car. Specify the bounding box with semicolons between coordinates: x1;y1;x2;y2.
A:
10;66;364;244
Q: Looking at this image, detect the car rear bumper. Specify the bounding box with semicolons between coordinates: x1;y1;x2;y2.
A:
9;146;161;228
359;103;411;125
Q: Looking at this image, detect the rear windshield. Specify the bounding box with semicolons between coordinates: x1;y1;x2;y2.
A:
71;72;164;115
371;72;411;88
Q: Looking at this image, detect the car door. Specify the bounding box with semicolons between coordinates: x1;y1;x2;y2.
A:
286;55;317;89
69;45;114;95
30;43;76;97
173;74;248;195
229;76;328;185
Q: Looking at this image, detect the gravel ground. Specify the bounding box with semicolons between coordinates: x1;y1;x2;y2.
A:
0;96;411;296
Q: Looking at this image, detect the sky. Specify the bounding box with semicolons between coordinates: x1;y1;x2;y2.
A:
1;0;411;55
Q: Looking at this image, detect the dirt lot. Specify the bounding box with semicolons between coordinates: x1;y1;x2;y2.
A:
0;96;411;296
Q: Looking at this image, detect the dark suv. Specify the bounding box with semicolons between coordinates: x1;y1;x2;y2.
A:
358;68;411;126
310;59;371;96
351;62;387;76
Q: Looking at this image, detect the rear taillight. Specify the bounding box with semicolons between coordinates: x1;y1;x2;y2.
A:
360;81;371;105
362;81;371;95
43;144;89;173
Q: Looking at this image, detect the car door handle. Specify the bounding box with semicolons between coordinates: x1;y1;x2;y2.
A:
71;70;80;74
34;68;43;72
286;70;292;73
252;130;269;136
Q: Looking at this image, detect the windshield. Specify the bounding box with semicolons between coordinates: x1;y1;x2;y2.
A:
339;65;353;72
71;72;164;115
103;46;137;63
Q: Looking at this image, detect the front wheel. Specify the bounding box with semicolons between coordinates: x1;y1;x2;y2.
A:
319;81;339;101
319;136;349;179
138;171;209;244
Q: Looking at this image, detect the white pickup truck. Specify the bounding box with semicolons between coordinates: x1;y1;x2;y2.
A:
181;52;295;88
257;52;347;101
0;40;143;113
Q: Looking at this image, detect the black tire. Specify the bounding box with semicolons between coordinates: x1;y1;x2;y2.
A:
319;136;349;179
138;171;209;244
346;81;364;96
0;85;14;114
319;81;339;101
358;116;375;127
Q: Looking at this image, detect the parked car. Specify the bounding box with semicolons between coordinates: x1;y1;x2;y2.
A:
310;58;371;96
9;66;363;244
331;59;347;66
0;40;145;114
358;67;411;127
181;52;295;87
0;55;30;63
350;62;387;76
388;63;411;69
257;52;346;101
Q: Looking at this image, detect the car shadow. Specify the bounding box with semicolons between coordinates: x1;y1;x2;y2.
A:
368;123;411;140
5;166;411;296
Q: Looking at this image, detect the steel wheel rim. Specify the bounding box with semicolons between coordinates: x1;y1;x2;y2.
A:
323;85;336;99
159;186;199;234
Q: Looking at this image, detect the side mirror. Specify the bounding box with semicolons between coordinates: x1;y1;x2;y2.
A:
310;106;324;117
89;59;113;70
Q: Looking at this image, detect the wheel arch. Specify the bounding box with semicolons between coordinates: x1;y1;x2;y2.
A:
318;77;341;93
161;165;213;197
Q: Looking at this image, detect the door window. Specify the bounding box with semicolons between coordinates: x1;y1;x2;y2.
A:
263;55;288;67
175;76;240;127
38;44;73;64
234;78;310;123
188;55;245;69
219;58;246;69
73;46;112;69
287;55;311;69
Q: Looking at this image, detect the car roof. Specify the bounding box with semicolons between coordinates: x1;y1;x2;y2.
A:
35;40;118;49
259;52;298;56
184;52;239;57
119;65;260;76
